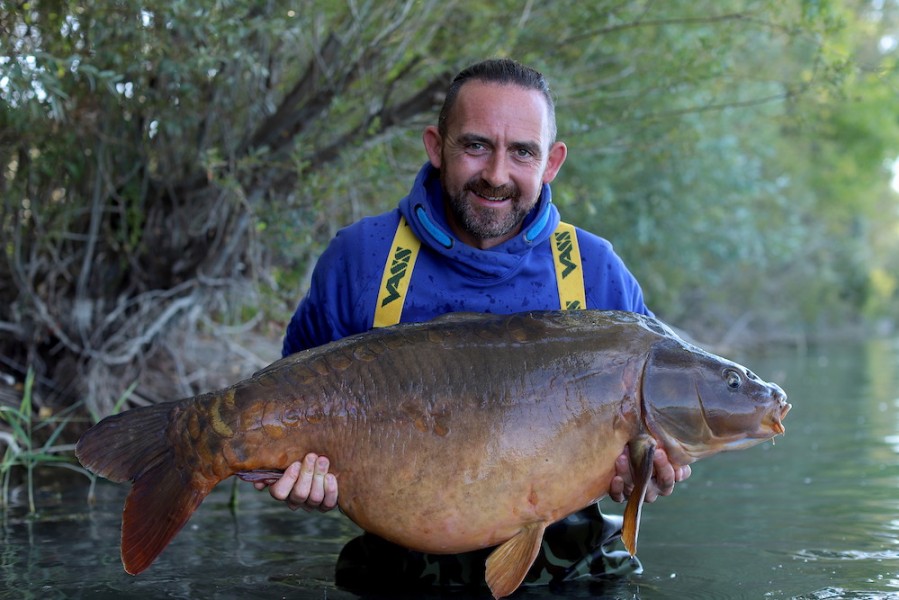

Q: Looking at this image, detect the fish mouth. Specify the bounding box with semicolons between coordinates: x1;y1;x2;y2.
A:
766;397;791;436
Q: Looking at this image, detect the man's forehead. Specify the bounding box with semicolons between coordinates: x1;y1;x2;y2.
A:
447;81;552;140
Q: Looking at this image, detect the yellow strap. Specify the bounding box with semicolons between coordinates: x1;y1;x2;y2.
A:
551;221;587;310
374;217;584;327
373;216;421;328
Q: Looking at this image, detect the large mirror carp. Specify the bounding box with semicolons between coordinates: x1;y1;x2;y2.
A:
76;310;790;599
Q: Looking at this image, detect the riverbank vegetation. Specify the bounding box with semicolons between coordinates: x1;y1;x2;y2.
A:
2;1;899;501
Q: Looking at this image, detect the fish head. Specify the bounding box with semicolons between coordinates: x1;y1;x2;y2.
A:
640;337;791;465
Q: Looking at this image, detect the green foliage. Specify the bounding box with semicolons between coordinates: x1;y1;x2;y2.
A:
0;369;94;514
533;0;899;336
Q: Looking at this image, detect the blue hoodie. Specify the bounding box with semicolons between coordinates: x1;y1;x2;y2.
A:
282;163;651;356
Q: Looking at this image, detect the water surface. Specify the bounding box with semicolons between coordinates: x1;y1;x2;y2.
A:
2;337;898;599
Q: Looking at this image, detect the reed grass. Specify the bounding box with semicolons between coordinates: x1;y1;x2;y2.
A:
0;368;96;515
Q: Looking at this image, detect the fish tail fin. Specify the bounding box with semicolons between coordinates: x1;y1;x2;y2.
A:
120;457;214;574
76;401;217;574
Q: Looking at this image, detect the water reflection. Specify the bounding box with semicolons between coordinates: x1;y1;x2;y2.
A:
2;337;899;599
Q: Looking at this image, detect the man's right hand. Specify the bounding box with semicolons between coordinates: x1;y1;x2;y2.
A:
254;452;339;512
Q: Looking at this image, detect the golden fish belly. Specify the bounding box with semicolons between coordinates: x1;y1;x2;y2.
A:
184;374;639;553
326;400;635;553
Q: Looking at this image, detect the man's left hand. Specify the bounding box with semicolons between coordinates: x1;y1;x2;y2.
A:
608;446;691;503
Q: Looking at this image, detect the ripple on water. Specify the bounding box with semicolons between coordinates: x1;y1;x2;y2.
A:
784;548;899;600
793;548;899;562
789;587;899;600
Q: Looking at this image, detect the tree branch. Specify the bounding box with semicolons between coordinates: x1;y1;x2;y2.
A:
560;12;793;45
241;32;345;156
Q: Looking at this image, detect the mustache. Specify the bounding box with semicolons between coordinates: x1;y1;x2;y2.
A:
465;179;519;200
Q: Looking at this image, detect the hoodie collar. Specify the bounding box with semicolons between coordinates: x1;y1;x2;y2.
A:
398;163;561;280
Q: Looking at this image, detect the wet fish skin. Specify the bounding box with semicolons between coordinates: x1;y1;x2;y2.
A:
75;310;790;599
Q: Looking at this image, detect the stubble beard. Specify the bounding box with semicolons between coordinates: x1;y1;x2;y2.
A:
443;175;533;242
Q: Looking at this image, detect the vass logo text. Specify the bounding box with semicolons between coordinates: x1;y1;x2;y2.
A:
553;230;578;279
381;245;413;307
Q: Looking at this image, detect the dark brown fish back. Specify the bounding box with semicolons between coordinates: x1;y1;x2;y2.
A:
248;310;663;415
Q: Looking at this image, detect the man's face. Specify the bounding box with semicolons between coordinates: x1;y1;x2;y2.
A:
423;81;567;249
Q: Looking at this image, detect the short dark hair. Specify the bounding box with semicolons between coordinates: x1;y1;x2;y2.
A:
438;59;557;142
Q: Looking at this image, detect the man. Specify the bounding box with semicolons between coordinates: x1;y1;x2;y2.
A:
255;58;691;587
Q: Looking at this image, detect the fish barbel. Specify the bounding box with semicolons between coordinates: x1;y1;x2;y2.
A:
76;310;790;599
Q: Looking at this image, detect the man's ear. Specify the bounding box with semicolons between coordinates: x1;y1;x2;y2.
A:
542;141;568;184
422;126;442;168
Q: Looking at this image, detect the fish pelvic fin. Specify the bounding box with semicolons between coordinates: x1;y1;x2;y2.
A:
622;434;657;556
76;401;216;575
485;521;546;599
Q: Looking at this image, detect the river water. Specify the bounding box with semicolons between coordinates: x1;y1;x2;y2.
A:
2;337;898;599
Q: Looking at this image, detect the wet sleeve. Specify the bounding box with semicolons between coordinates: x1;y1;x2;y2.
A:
579;231;654;317
281;222;383;356
282;289;332;356
281;238;354;356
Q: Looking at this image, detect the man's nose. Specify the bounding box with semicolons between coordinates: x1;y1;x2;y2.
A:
482;152;509;188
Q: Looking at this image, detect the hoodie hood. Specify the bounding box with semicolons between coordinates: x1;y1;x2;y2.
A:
398;163;561;281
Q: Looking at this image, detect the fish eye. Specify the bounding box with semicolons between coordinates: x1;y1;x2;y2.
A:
724;369;743;390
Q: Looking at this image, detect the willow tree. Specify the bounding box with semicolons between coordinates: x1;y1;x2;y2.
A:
2;2;460;416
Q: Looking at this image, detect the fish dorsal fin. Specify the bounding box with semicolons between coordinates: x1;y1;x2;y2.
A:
430;311;489;323
622;434;657;556
485;521;546;599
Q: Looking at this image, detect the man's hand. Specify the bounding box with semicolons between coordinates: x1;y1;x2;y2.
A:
608;446;691;503
253;452;339;512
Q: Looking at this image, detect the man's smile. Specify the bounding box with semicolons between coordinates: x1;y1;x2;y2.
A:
474;191;511;203
466;181;518;205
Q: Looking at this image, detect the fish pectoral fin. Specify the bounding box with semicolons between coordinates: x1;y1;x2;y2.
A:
622;434;657;556
484;521;546;599
234;469;286;486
